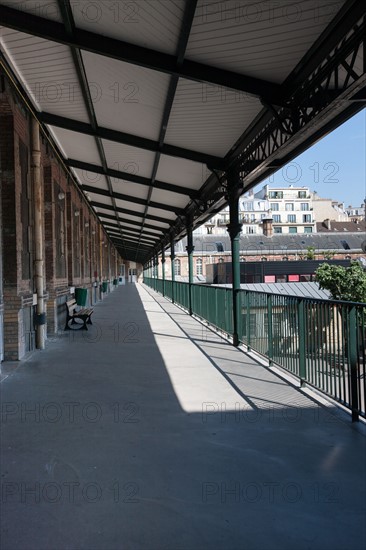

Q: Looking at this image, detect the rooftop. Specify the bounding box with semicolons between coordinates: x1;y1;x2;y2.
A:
316;220;366;232
216;282;331;300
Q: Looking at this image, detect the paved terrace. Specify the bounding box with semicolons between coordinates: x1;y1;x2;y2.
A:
1;283;365;550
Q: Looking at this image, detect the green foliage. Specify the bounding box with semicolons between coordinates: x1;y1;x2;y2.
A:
323;250;335;260
306;246;316;260
315;261;366;303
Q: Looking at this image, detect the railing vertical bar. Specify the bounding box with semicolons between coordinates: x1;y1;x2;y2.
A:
298;300;306;385
342;305;348;406
348;306;359;421
267;294;273;365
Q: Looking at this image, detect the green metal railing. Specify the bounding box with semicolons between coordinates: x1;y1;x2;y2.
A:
143;277;366;421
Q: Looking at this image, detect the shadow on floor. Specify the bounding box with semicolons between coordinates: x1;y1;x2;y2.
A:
1;284;365;550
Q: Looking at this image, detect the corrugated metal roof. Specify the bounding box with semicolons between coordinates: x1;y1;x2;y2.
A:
164;79;263;156
180;232;366;253
0;0;364;263
186;0;341;82
241;282;331;299
217;282;331;300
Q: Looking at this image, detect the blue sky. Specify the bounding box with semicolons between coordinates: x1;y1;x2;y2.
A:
256;108;366;208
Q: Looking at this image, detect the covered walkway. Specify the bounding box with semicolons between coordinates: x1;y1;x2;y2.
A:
1;283;365;550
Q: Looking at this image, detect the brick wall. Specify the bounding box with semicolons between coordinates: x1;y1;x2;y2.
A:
0;70;123;359
0;88;35;360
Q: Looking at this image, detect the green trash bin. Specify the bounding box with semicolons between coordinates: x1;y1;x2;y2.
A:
102;281;108;293
75;287;88;306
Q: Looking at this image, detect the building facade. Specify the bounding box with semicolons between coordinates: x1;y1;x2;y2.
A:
346;203;366;222
195;184;350;237
159;225;366;281
0;72;127;360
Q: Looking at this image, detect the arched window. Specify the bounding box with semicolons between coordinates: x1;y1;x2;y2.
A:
261;257;268;262
240;257;246;262
218;257;224;263
174;258;181;276
196;258;203;276
282;256;289;261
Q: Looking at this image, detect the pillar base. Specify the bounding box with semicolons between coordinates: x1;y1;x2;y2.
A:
232;333;239;347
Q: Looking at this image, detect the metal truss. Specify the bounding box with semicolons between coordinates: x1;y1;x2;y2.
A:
148;6;366;264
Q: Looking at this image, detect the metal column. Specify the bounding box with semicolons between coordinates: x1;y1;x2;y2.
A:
186;224;194;315
161;248;166;296
154;254;158;290
227;171;242;347
170;237;175;304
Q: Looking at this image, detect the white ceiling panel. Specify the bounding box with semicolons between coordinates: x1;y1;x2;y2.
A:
139;219;170;229
87;193;112;207
1;0;62;22
116;212;145;223
156;156;210;189
150;188;190;210
114;199;146;215
99;216;115;224
146;207;176;221
72;169;109;192
72;0;184;55
116;221;163;235
82;52;171;141
0;29;88;120
117;228;145;237
102;140;156;179
140;231;160;240
92;205;114;217
122;234;155;244
186;0;346;83
165;79;262;156
48;126;100;164
111;178;149;201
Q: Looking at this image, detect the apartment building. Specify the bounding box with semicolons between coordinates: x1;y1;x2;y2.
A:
254;185;316;234
196;185;350;236
346;202;366;222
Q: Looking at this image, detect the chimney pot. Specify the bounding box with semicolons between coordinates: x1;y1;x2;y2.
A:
262;216;273;237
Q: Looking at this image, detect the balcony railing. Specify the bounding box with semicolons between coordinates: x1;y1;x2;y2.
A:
143;277;366;422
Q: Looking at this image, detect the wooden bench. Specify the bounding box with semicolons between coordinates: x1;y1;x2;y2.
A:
64;299;94;331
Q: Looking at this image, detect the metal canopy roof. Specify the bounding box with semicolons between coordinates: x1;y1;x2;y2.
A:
1;0;365;264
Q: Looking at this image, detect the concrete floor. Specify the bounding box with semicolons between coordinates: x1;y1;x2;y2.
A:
1;283;365;550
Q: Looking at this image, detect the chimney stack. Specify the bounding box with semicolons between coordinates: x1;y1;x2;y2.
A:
262;212;273;237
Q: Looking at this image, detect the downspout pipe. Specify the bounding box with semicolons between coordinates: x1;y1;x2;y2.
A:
31;118;45;349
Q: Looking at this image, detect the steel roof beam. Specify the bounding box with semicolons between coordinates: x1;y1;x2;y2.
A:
103;222;160;239
56;0;128;256
82;184;184;214
226;0;366;165
112;237;156;248
113;239;151;250
135;0;198;260
39;112;224;168
98;213;164;233
0;4;282;103
107;229;158;243
90;201;171;225
67;158;197;198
